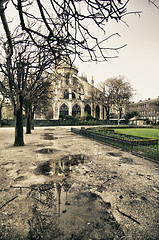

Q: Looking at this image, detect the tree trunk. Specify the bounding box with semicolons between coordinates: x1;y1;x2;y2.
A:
31;117;34;130
117;108;122;125
117;113;120;125
119;108;122;119
31;108;35;130
106;108;110;120
0;107;2;127
26;103;32;134
14;107;24;146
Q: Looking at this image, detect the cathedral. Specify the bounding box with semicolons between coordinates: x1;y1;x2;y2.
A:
51;62;107;120
1;62;107;121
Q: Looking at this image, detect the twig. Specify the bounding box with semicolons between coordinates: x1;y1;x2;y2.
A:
0;195;18;210
10;185;33;189
116;206;140;225
10;185;55;192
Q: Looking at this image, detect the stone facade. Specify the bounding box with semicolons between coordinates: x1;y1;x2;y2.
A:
51;63;107;120
1;63;107;121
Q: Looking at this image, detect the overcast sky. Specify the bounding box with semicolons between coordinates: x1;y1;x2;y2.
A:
75;0;159;102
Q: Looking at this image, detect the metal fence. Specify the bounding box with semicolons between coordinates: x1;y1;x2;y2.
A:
71;128;159;162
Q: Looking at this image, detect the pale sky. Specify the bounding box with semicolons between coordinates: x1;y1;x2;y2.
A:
75;0;159;102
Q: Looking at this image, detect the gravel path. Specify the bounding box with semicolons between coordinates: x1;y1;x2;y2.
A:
0;126;158;240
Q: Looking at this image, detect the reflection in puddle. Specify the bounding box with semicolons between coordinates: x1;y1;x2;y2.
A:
35;154;88;217
37;154;88;176
27;154;125;239
27;183;124;240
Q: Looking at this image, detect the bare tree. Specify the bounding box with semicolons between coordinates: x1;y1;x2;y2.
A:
0;28;54;145
99;79;116;120
0;0;13;57
24;71;53;134
112;76;134;124
100;76;134;123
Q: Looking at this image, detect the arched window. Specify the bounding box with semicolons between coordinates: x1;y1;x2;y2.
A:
72;104;81;118
84;104;91;115
64;89;69;99
73;77;77;85
72;92;76;99
59;104;68;117
96;105;100;119
66;73;69;85
66;79;69;85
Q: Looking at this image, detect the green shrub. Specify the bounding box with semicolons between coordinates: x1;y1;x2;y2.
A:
81;112;96;121
65;115;75;120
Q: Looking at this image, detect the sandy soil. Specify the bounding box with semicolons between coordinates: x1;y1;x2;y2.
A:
0;126;158;240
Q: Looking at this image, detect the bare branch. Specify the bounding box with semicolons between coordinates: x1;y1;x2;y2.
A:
0;2;13;57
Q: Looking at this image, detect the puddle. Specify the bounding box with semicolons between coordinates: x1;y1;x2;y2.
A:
120;157;134;164
63;145;72;148
36;148;59;154
14;176;25;182
1;154;125;239
26;183;124;240
1;161;15;166
36;154;88;176
44;128;55;131
43;133;57;140
107;152;122;157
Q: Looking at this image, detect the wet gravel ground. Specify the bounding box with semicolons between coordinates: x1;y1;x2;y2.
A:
0;126;159;240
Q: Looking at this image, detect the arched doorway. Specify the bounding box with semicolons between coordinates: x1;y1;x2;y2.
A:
59;104;68;118
96;105;100;119
84;104;91;115
72;104;81;118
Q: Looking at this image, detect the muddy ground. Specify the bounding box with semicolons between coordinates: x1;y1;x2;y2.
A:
0;126;158;240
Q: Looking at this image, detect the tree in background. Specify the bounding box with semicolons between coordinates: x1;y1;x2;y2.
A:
112;76;134;124
124;111;139;124
99;79;116;120
100;76;134;123
24;71;53;133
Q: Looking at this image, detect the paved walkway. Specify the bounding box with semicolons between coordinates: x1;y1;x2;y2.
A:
0;127;158;240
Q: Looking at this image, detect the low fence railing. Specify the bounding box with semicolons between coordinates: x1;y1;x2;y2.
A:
71;128;159;162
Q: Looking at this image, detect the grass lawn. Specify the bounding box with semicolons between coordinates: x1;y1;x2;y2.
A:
114;128;159;140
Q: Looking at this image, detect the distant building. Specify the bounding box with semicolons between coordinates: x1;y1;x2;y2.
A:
126;97;159;124
129;116;147;126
